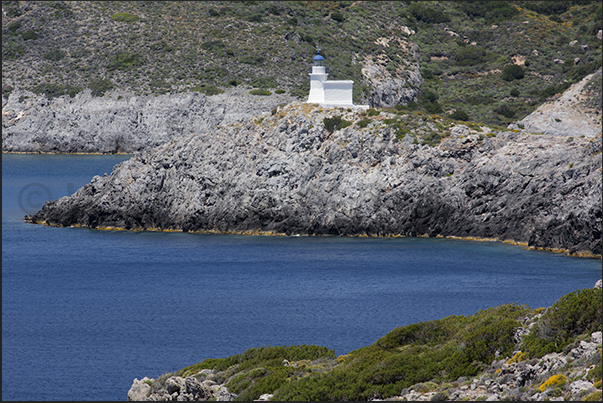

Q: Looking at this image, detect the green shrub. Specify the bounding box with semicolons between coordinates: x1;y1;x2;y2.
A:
501;64;525;81
274;89;285;94
450;110;469;121
366;108;380;116
587;364;602;383
249;89;272;96
461;1;519;22
424;102;443;114
331;10;344;22
523;288;602;358
88;78;114;97
43;49;65;61
20;29;38;40
7;21;21;32
407;3;450;23
3;84;14;98
33;83;82;100
540;82;572;100
323;116;352;132
112;12;139;22
356;118;372;128
494;104;515;118
510;88;520;97
453;46;487;66
106;52;144;71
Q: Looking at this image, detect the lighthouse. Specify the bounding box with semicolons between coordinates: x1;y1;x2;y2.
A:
306;50;358;108
307;51;328;104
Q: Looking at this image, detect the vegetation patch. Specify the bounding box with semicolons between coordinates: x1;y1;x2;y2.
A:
249;89;272;96
323;116;352;133
112;12;139;23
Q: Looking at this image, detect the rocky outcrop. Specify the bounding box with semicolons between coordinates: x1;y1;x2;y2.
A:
25;102;602;257
518;69;602;138
396;330;602;401
360;41;423;107
2;87;294;154
128;371;237;401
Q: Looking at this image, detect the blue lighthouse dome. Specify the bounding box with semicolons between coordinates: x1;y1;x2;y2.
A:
312;51;325;67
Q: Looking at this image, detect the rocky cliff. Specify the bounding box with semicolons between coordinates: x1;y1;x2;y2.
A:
2;87;295;153
25;97;602;257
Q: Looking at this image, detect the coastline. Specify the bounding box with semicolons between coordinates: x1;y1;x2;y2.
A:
25;218;602;259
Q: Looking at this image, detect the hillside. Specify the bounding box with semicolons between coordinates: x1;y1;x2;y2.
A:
2;1;602;126
127;283;602;401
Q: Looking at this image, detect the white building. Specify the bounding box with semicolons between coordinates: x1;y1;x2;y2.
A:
307;51;363;108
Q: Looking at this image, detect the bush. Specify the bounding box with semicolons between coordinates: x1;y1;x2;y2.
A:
331;10;344;22
7;21;21;32
453;46;487;66
510;88;520;97
33;83;82;100
494;104;515;118
20;29;38;40
112;12;139;22
407;3;451;23
523;288;602;357
106;52;144;71
43;49;65;61
461;1;519;22
356;118;372;128
366;108;380;116
450;110;469;121
323;116;352;133
424;102;443;114
501;64;525;81
88;78;114;97
249;89;272;96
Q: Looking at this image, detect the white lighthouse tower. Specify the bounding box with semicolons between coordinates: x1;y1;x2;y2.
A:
306;50;361;108
307;51;328;104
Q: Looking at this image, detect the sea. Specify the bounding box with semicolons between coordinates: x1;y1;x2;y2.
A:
2;153;601;401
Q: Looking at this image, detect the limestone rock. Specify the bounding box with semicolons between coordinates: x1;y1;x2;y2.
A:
25;101;602;257
2;87;295;154
518;69;602;138
128;377;152;401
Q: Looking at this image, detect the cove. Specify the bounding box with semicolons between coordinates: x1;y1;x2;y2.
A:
2;154;601;401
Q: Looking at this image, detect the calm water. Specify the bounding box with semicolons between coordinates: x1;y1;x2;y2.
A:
2;154;601;401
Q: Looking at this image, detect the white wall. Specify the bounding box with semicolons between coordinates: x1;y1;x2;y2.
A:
323;80;353;106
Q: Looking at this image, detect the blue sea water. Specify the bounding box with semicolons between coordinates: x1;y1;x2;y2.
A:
2;153;601;401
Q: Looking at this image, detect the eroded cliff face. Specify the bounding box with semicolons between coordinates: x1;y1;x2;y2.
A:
1;87;295;154
25;102;602;257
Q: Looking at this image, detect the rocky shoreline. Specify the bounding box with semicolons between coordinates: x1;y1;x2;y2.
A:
24;99;602;257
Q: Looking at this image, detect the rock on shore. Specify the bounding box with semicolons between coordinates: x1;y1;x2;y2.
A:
2;87;295;154
25;101;602;257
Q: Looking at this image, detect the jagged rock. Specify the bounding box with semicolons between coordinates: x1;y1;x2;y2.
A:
25;101;602;257
128;377;152;401
165;376;186;395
